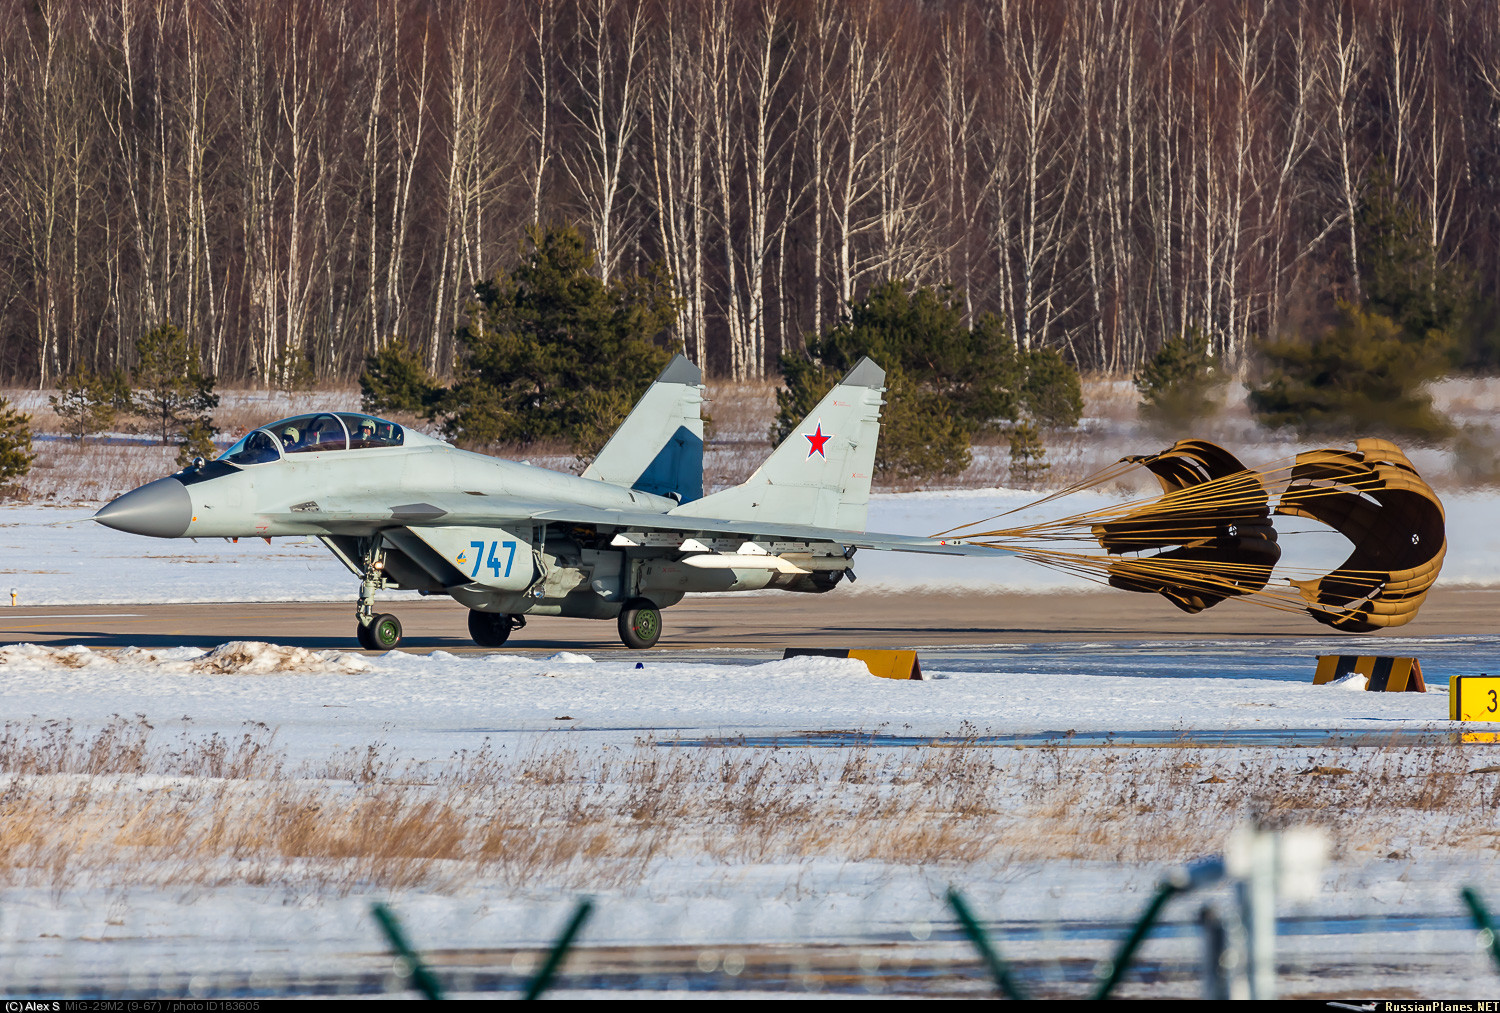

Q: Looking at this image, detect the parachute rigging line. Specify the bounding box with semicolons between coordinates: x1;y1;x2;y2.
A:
935;438;1445;632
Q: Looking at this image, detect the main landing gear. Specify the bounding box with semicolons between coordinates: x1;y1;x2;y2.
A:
466;600;662;650
468;610;524;648
618;598;662;649
354;540;404;650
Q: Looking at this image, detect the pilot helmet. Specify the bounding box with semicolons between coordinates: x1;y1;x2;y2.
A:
359;419;376;435
280;426;299;445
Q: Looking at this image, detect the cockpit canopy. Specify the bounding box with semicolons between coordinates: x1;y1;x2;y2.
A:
220;412;404;465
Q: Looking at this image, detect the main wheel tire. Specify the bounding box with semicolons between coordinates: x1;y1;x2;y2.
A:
468;610;513;648
618;598;662;650
356;621;378;650
369;612;403;650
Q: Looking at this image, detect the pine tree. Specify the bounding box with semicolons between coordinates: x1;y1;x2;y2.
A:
1250;169;1465;440
442;224;678;450
1021;348;1084;429
0;397;36;487
774;280;1021;479
360;339;443;417
1249;302;1451;440
271;342;316;392
131;323;220;445
49;367;117;443
175;418;219;468
1360;165;1473;347
1008;421;1050;489
1134;327;1226;428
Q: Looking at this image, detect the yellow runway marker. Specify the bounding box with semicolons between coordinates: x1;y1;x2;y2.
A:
1451;675;1500;722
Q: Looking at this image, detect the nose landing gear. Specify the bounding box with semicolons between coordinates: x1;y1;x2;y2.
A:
354;540;404;650
357;612;403;650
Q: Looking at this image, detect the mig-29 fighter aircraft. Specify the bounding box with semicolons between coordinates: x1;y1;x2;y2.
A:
94;357;1004;650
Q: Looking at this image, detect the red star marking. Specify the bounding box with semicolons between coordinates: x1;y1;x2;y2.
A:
804;421;831;458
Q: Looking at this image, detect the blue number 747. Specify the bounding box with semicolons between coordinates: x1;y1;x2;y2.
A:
469;540;517;579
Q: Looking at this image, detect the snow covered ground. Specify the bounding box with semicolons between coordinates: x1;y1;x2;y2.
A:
3;475;1500;997
3;633;1500;997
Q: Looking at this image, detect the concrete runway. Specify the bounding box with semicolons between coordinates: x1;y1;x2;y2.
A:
2;586;1495;654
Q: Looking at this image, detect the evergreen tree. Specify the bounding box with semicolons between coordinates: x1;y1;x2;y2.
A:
1008;420;1050;489
1134;327;1226;428
131;323;219;445
175;418;219;468
49;366;117;443
1360;165;1473;348
1249;169;1468;440
359;339;443;417
0;397;35;487
443;224;678;450
271;342;316;392
1249;302;1451;440
774;280;1020;479
1020;347;1084;429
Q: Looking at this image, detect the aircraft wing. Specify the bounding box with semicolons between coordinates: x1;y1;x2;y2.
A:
259;491;1012;557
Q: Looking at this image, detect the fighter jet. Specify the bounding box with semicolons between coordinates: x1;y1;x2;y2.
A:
93;356;1005;650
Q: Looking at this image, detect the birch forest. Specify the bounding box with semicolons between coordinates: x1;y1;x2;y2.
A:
2;0;1498;386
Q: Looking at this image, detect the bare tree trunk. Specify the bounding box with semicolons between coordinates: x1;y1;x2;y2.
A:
1322;2;1372;301
646;0;710;365
525;0;554;226
562;0;647;287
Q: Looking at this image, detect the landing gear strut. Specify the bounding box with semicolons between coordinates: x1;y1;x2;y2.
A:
354;540;403;650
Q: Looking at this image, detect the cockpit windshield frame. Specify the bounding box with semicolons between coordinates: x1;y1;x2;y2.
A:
218;428;283;466
217;412;405;465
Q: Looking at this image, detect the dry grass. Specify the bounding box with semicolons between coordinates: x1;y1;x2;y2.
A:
3;717;1499;901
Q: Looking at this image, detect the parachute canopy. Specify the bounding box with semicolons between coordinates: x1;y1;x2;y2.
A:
1274;438;1445;632
1091;440;1280;615
937;437;1445;633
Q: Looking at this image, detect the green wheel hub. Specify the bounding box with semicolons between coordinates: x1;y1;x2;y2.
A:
618;599;663;649
373;615;401;649
633;609;660;641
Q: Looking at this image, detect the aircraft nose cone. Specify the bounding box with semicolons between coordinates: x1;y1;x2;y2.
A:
94;478;192;537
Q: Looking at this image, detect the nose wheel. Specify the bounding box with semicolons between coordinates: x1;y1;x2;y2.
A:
357;613;403;650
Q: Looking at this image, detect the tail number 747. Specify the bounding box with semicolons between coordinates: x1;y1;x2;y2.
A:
469;540;517;579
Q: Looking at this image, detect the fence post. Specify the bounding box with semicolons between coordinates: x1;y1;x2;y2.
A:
1462;887;1500;974
524;898;594;1000
371;902;445;1000
945;887;1031;1000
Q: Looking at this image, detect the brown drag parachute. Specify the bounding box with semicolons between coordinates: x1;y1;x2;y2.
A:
936;437;1446;633
1091;440;1280;615
1273;438;1445;632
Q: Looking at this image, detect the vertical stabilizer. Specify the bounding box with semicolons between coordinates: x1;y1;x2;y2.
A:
671;358;885;531
582;354;705;503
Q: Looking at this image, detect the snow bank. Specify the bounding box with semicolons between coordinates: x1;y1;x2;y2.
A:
0;640;370;674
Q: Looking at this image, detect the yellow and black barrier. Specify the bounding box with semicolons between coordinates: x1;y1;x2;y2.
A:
1450;675;1500;721
1313;655;1426;693
783;648;923;681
